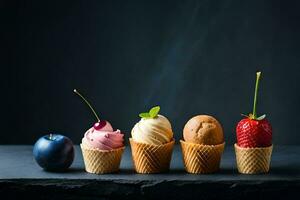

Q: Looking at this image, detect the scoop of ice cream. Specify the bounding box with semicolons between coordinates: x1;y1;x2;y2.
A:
82;121;124;150
131;114;173;145
183;115;224;145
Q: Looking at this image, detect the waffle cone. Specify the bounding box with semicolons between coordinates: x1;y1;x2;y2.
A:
234;143;273;174
80;144;125;174
129;138;175;173
180;140;225;174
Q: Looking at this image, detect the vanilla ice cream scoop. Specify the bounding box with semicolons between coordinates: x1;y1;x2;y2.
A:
131;114;173;145
183;115;224;145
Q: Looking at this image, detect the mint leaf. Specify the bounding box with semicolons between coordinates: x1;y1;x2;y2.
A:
139;113;150;118
149;106;160;118
139;106;161;119
257;114;266;120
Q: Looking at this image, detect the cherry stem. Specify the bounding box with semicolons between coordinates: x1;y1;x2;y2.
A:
73;89;100;122
252;72;261;119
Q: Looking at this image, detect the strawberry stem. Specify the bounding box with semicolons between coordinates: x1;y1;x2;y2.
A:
252;72;261;119
73;89;100;122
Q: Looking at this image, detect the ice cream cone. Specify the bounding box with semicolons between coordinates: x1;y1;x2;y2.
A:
234;143;273;174
129;138;175;173
80;144;125;174
180;140;225;174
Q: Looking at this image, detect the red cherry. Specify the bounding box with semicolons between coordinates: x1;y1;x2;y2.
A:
93;121;107;130
236;118;272;148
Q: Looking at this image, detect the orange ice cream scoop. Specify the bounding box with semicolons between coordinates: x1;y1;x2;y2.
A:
183;115;224;145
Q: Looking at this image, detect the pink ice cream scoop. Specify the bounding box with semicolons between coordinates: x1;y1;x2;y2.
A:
82;121;124;150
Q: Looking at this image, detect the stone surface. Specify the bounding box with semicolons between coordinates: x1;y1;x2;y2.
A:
0;145;299;199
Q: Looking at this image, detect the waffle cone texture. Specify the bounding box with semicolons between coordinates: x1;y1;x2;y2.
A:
129;138;175;173
80;144;125;174
234;143;273;174
180;140;225;174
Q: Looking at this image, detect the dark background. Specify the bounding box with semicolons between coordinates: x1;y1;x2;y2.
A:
2;0;300;145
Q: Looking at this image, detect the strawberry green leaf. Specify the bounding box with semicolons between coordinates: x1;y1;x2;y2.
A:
149;106;160;118
257;114;266;120
241;113;249;118
249;113;255;119
139;113;150;118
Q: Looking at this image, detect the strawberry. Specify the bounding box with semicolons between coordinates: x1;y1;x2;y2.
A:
236;118;272;147
236;72;272;148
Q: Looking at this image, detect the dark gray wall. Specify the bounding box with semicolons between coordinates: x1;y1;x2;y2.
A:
2;0;300;145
